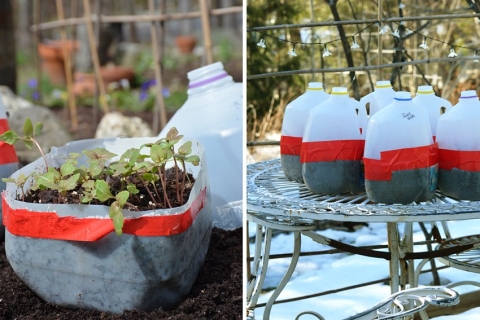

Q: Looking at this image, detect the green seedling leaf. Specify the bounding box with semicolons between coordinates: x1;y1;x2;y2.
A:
109;202;124;236
48;167;61;181
34;122;43;136
165;127;183;145
82;179;95;190
115;190;129;207
127;183;139;194
178;141;192;156
36;172;59;190
150;144;168;164
24;139;33;150
83;148;117;161
142;173;155;181
0;130;19;145
60;162;76;177
89;160;103;178
68;152;81;159
2;177;16;183
95;180;114;202
185;155;200;166
23;118;33;137
59;173;80;191
120;148;140;165
15;174;28;186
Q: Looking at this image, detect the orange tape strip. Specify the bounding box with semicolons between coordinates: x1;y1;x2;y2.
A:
2;187;207;241
364;144;438;181
439;149;480;171
280;135;302;156
0;119;18;164
300;140;365;163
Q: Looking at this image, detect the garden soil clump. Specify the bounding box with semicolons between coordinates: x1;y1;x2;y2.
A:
0;227;242;319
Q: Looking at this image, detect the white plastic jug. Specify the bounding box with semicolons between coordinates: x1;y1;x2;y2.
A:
412;85;451;141
158;62;242;230
364;91;437;204
301;87;367;194
280;82;329;182
359;80;396;117
436;90;480;200
0;93;20;239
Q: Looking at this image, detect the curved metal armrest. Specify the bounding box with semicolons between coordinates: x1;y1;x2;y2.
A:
295;286;459;320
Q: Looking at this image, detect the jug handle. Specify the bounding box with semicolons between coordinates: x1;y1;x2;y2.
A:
440;101;452;114
353;100;368;139
360;95;374;117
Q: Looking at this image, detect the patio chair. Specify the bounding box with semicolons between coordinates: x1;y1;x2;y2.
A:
294;286;459;320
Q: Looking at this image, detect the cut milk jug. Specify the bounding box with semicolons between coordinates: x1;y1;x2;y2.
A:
359;80;396;117
158;62;242;230
0;93;20;240
364;91;438;204
280;82;329;182
412;85;451;141
301;87;367;194
437;90;480;200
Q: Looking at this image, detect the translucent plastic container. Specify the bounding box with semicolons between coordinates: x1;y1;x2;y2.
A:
437;90;480;200
158;62;242;230
364;91;437;204
280;82;329;182
413;85;452;141
0;93;19;240
301;87;367;194
360;80;396;117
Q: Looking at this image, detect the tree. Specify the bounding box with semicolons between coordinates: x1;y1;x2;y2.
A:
0;0;17;93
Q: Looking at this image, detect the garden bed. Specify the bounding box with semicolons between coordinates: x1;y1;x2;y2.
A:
0;227;242;319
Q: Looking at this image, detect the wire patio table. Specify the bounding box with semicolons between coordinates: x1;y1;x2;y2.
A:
246;158;480;319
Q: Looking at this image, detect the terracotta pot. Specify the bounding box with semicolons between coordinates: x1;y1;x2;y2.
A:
37;40;79;86
175;36;197;53
73;66;135;96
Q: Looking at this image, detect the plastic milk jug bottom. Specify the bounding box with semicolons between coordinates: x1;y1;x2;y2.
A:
302;160;365;195
281;155;303;183
438;168;480;201
365;168;436;204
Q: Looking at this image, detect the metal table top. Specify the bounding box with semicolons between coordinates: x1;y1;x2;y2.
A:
247;159;480;223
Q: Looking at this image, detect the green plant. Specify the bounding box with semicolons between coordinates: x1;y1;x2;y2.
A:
0;119;200;236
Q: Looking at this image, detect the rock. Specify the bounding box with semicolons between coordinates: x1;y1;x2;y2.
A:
0;86;73;164
95;111;154;138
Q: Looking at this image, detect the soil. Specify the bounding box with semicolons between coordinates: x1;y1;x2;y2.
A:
0;227;243;320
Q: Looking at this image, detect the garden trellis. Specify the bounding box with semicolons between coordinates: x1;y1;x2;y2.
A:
30;0;242;133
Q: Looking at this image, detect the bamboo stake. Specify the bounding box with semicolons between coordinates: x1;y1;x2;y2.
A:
34;0;42;104
30;7;243;32
148;0;167;132
82;0;109;114
378;0;383;80
199;0;213;65
56;0;78;131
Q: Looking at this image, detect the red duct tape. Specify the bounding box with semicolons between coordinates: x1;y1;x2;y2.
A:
439;149;480;171
364;143;438;181
280;135;302;156
300;140;365;163
2;187;207;241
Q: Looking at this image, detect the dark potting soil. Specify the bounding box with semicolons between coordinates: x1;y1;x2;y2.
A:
23;167;195;211
0;227;243;320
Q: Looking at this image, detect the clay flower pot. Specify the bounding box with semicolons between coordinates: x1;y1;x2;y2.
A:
73;66;135;96
2;137;212;313
37;40;79;86
175;36;197;53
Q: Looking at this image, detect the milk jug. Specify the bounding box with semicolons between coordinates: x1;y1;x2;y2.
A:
359;80;396;117
280;82;329;182
364;91;437;204
158;62;242;230
436;90;480;200
301;87;367;194
412;85;451;141
0;93;20;239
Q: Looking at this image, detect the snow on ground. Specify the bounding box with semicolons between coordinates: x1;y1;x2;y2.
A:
248;219;480;319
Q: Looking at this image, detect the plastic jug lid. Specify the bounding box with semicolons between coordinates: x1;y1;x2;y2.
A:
331;87;348;95
394;91;412;101
417;85;434;94
375;80;392;88
460;90;478;99
308;82;324;90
